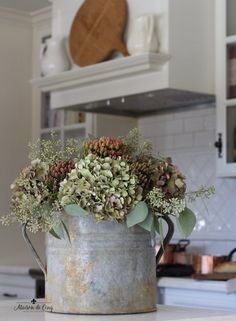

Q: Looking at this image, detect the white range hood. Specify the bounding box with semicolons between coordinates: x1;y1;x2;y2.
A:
32;0;215;117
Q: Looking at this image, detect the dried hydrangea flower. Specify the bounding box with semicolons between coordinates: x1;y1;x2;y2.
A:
1;159;61;233
58;154;143;222
151;159;186;199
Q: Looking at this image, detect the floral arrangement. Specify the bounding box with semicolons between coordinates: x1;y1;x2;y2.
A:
1;130;214;241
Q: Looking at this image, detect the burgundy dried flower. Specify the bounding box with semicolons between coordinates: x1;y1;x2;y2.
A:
48;160;75;193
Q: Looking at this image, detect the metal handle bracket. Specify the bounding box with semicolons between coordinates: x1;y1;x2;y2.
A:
22;224;47;277
155;215;174;265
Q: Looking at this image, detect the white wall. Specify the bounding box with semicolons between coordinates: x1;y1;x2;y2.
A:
0;11;45;267
139;105;236;256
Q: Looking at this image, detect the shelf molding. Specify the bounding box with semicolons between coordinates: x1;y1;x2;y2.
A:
31;53;169;109
32;53;169;91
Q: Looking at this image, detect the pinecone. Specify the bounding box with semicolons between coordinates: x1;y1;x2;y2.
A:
152;159;186;198
83;137;128;158
48;160;75;193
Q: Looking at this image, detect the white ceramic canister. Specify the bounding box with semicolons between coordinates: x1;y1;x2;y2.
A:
127;15;159;55
40;38;70;76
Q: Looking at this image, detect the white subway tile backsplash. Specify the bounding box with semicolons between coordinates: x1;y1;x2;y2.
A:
184;117;204;133
194;130;215;147
173;133;194;149
139;106;236;252
204;114;216;131
165;119;184;135
173;105;215;119
155;135;174;152
138;113;174;126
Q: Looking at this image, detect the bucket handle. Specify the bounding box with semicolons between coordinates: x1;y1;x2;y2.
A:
155;215;175;265
22;223;47;277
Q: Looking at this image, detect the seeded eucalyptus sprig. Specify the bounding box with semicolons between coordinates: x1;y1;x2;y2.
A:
29;132;82;166
186;185;215;203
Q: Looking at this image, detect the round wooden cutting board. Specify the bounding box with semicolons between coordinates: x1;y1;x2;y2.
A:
69;0;129;67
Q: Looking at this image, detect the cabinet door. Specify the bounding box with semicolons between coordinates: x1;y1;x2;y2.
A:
217;104;236;176
226;0;236;36
216;0;236;176
226;105;236;163
0;285;35;300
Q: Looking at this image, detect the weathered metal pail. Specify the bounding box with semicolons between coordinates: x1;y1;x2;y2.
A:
22;213;174;315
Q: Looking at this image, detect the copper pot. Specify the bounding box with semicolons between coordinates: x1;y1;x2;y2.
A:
193;248;236;275
174;239;191;264
155;239;190;265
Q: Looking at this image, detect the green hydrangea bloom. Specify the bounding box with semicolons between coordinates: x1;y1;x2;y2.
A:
58;154;143;221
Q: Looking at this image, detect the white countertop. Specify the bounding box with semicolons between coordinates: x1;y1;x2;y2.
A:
0;301;236;321
0;266;31;275
158;277;236;294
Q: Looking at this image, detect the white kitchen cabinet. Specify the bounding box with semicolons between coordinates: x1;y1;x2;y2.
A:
0;285;34;300
0;266;44;300
215;0;236;176
157;277;236;312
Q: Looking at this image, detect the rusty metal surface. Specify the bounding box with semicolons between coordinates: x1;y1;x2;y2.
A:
46;214;157;314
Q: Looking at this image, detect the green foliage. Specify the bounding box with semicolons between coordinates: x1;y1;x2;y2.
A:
123;128;153;157
126;201;149;228
138;210;154;232
61;220;71;243
64;204;88;217
49;223;64;240
176;207;196;238
186;185;215;203
123;128;140;155
158;217;164;248
29;132;81;166
49;220;71;243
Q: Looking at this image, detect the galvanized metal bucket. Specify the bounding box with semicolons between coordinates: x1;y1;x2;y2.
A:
22;213;174;315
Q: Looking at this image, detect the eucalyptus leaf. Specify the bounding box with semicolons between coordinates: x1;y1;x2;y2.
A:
61;220;71;244
176;207;196;238
154;215;160;234
49;223;64;240
138;211;154;232
150;220;156;245
159;218;164;249
64;204;88;217
126;201;149;228
49;228;61;240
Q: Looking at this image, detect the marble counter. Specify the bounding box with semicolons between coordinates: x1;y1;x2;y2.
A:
0;301;236;321
157;277;236;311
158;277;236;294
